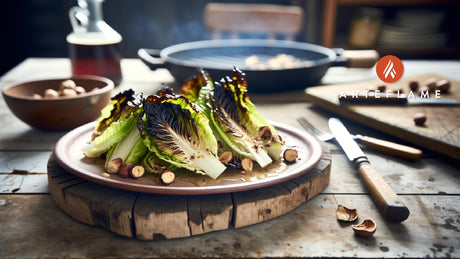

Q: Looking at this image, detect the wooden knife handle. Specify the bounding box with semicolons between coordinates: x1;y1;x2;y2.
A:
357;136;423;160
358;162;410;222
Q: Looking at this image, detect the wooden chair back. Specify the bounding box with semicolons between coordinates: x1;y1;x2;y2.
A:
204;3;304;41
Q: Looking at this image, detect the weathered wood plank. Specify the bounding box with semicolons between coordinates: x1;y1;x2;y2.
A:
0;174;22;193
0;121;64;150
16;174;49;193
48;155;136;237
47;155;90;220
134;193;191;240
325;152;460;195
188;193;233;236
0;152;51;193
65;181;137;238
0;58;174;85
232;184;290;228
1;194;459;258
0;151;51;172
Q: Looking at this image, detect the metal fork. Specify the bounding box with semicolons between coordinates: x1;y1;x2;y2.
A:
297;117;423;159
297;117;335;142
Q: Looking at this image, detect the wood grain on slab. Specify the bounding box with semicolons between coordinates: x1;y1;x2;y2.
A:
305;73;460;159
47;147;331;240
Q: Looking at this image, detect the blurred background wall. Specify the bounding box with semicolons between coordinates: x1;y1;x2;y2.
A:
1;0;459;76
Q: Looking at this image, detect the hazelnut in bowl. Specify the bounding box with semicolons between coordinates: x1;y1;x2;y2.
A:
2;75;114;131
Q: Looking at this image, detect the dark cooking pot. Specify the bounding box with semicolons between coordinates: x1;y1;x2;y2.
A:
138;39;378;92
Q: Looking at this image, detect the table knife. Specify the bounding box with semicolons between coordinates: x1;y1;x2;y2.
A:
329;117;410;222
339;94;460;106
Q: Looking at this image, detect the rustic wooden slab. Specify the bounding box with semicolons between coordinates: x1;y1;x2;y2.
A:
47;147;331;240
305;73;460;159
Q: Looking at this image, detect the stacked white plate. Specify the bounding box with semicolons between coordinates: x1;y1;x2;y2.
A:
378;9;447;50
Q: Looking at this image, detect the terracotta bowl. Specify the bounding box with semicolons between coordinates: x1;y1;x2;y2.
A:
2;75;114;131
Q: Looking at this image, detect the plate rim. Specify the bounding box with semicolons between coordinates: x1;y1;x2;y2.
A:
53;121;323;195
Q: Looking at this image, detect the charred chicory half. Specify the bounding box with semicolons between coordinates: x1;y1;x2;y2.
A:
203;68;284;168
180;69;214;117
138;94;226;179
226;68;284;160
228;68;284;160
180;69;212;104
82;89;147;169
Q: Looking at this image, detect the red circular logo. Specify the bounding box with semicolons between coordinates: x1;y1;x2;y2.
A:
376;55;404;83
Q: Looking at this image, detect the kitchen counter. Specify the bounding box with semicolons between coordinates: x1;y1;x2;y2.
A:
1;58;459;258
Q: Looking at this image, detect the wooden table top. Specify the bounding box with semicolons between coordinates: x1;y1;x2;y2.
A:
1;58;459;258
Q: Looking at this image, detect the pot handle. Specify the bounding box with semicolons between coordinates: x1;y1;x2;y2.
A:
137;48;168;70
332;49;379;68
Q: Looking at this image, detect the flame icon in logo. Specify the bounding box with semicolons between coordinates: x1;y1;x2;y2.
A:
376;55;404;83
383;59;396;79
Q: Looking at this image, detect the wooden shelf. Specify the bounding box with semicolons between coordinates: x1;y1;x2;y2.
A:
333;34;460;59
336;0;459;5
321;0;460;59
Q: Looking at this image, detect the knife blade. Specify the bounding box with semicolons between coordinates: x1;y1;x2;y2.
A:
328;117;410;222
338;94;460;106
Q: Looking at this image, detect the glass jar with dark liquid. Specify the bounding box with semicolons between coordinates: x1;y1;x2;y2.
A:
67;0;122;85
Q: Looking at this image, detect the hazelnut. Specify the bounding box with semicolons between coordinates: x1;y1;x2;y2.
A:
118;163;132;178
283;148;298;164
241;158;253;173
408;80;419;92
352;219;376;237
336;205;358;222
75;86;86;95
219;150;233;164
60;79;77;90
32;94;42;99
159;170;176;185
413;113;427;126
60;88;78;97
436;79;450;94
44;89;59;99
130;165;145;179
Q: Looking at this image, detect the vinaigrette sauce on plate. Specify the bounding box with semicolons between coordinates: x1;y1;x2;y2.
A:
166;159;290;187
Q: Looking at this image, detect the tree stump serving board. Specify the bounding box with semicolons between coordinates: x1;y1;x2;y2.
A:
47;148;331;240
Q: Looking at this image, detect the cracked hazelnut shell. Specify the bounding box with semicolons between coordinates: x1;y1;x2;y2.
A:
336;205;358;222
352;219;376;237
